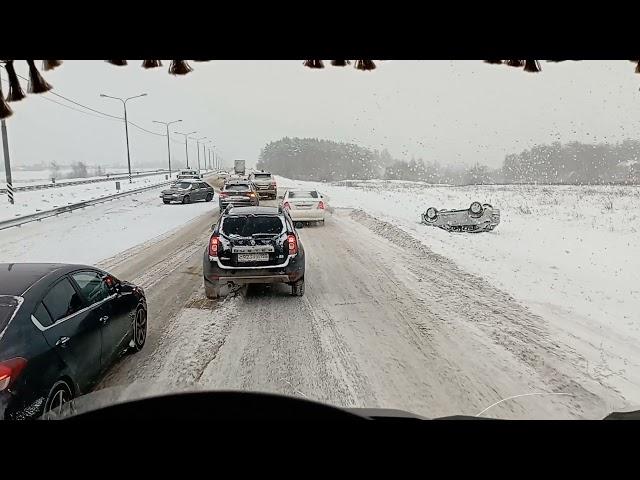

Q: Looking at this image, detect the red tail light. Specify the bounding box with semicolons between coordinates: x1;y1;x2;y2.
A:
209;236;220;257
317;201;325;209
219;192;228;197
287;234;298;255
0;357;27;391
271;182;277;187
248;193;256;197
283;202;290;210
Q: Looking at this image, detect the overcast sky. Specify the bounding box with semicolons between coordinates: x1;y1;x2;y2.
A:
2;60;639;171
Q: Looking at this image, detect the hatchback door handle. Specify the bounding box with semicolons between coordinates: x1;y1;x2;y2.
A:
100;315;109;324
56;336;70;347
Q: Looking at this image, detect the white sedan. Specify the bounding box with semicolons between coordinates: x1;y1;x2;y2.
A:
281;189;328;224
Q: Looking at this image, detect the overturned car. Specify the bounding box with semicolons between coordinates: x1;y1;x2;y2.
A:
421;201;500;233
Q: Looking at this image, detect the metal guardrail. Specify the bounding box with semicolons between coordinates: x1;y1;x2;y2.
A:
0;170;170;194
0;180;174;232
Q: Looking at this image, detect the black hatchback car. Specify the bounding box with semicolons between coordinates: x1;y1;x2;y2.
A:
203;206;305;298
0;263;147;420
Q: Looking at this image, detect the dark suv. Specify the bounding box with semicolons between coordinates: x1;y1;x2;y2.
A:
202;206;305;298
218;180;259;211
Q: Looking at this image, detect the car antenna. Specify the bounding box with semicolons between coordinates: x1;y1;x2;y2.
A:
475;392;575;418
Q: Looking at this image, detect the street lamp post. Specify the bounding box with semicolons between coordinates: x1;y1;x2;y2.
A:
152;119;182;178
100;93;147;183
174;131;197;169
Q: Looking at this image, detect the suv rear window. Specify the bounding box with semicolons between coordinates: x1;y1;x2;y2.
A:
221;216;284;237
253;174;272;179
224;184;251;191
0;296;21;332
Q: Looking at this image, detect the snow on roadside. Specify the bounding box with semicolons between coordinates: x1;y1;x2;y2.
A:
0;173;174;222
277;176;640;402
0;186;219;265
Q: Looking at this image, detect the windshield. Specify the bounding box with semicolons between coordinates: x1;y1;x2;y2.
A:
288;190;318;198
221;216;284;237
1;60;638;421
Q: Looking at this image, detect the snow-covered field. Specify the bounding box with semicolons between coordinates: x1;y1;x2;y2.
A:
277;176;640;401
0;174;173;222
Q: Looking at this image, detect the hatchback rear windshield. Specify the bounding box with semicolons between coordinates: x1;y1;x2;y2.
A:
224;184;251;191
221;216;284;237
0;296;21;333
173;182;192;189
288;190;318;198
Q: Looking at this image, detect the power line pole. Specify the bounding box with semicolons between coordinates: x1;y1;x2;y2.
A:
175;131;197;169
0;68;13;204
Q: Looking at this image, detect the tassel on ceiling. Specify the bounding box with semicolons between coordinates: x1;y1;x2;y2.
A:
142;60;163;69
0;87;13;119
355;60;376;71
169;60;193;75
5;61;26;102
303;60;325;69
27;60;53;94
505;60;524;67
523;60;542;73
43;60;63;71
106;60;128;66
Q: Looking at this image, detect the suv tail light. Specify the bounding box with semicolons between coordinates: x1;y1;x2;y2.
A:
283;202;290;210
248;192;256;197
219;192;228;197
0;357;27;391
317;201;325;209
287;234;298;255
209;236;220;257
270;182;277;187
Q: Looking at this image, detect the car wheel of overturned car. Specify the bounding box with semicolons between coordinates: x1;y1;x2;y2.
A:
205;193;213;202
204;280;220;299
182;195;191;204
43;380;74;419
423;207;438;223
291;277;305;296
469;201;483;216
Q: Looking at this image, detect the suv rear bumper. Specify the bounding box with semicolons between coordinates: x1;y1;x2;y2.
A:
203;249;304;286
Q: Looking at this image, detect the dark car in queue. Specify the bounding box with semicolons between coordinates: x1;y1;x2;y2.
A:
218;180;259;211
161;179;215;204
203;206;305;298
0;263;147;420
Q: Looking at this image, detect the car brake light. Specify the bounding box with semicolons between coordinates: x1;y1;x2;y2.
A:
209;236;220;257
0;357;27;391
317;201;325;209
248;193;256;197
283;202;290;210
219;192;228;197
287;234;298;255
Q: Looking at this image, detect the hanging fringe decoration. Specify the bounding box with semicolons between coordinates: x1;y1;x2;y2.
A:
506;60;524;67
635;61;640;74
355;60;376;71
523;60;541;73
169;60;193;75
106;60;128;66
303;60;325;69
330;60;350;66
27;60;53;94
0;87;13;119
43;60;63;71
484;60;503;64
5;61;26;102
142;60;163;69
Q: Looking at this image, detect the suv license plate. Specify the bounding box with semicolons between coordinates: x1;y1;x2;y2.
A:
237;253;269;262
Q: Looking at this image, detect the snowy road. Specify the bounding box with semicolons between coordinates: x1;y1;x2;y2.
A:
95;200;628;419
